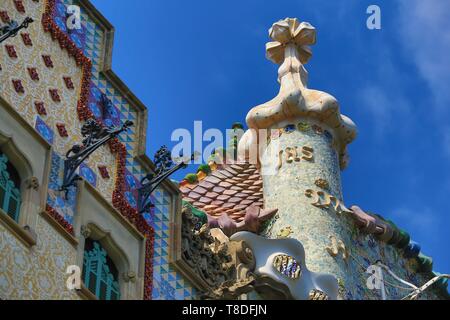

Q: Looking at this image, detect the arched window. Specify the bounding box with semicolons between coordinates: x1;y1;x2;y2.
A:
0;152;21;222
82;238;121;300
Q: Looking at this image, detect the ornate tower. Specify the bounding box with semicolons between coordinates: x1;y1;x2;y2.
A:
238;18;357;297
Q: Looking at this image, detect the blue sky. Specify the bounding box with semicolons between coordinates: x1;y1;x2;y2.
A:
91;0;450;278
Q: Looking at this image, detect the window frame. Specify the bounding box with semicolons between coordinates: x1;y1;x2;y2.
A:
0;122;46;248
0;152;22;222
82;239;121;300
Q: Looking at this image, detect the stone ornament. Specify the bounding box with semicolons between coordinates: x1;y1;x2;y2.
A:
266;18;316;65
276;145;314;170
326;236;349;262
80;225;92;238
309;289;329;300
276;226;293;239
238;17;357;169
123;271;136;283
230;231;339;300
208;205;278;237
305;189;351;214
25;177;39;190
177;206;238;293
349;206;414;251
314;178;330;190
203;238;258;300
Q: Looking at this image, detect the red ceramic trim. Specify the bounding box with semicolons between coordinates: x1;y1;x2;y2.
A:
5;45;18;59
34;101;47;116
45;204;74;235
13;0;26;14
56;123;68;137
0;11;10;24
12;79;25;94
21;33;33;46
43;0;154;299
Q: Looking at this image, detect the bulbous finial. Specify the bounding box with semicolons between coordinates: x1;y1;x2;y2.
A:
238;17;357;170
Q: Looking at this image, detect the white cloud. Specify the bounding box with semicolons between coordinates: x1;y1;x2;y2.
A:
357;48;411;139
397;0;450;114
391;206;438;238
359;1;450;130
358;86;398;137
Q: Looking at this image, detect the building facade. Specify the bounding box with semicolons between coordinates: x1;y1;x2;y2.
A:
0;0;196;300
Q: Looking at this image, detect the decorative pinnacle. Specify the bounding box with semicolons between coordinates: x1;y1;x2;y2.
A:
266;18;316;65
238;18;357;170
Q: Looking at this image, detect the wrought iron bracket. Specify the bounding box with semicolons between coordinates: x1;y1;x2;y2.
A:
60;119;133;197
138;146;193;213
0;17;34;44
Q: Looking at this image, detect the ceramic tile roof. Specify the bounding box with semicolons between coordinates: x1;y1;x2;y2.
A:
179;162;263;222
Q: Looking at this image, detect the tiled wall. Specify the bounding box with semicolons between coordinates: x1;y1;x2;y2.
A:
261;122;443;300
0;0;196;300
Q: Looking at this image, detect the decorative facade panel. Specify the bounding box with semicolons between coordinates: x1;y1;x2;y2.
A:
0;216;80;300
0;0;195;300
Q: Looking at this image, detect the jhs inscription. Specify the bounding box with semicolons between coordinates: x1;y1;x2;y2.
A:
277;146;314;170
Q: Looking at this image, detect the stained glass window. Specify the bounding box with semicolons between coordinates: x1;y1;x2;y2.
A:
82;239;120;300
0;152;21;222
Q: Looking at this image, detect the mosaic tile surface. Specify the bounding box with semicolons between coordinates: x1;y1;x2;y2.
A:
134;164;197;300
0;215;80;300
47;151;77;225
260;121;441;300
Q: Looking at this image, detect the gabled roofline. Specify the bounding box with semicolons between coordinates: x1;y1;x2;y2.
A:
79;0;156;175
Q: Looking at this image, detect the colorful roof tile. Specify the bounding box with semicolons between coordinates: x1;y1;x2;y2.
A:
180;161;263;223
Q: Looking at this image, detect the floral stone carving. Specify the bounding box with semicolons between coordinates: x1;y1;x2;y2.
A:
173;205;294;300
172;205;235;293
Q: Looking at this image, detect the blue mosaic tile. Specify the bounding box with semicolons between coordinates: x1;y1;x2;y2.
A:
48;151;61;190
125;191;137;209
89;101;102;118
35;116;54;145
47;152;77;224
49;0;197;300
79;162;97;187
